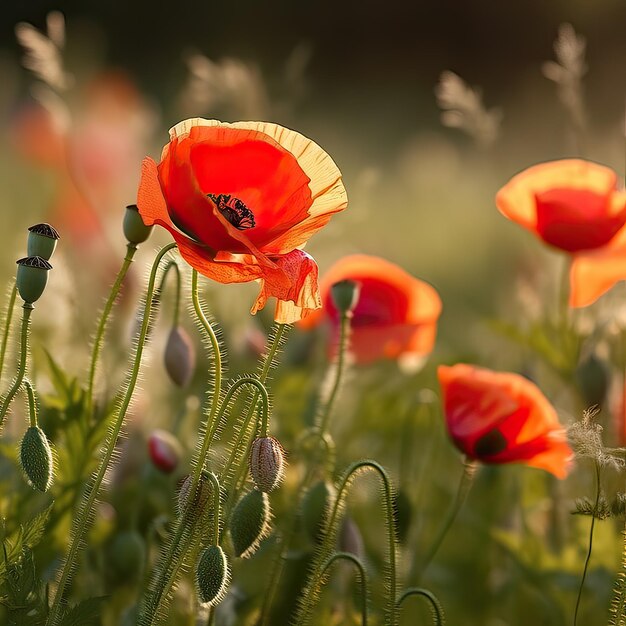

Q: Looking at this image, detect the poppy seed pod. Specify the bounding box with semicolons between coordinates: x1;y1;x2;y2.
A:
301;480;335;544
108;530;146;582
123;204;153;244
27;223;60;260
164;326;196;387
196;545;230;606
250;436;284;492
330;279;361;315
148;429;182;473
178;472;212;519
229;489;271;558
20;426;53;492
16;256;52;304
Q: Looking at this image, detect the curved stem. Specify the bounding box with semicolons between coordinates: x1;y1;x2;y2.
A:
0;282;17;383
85;242;137;417
158;260;181;327
573;461;601;626
320;552;368;626
396;588;446;626
23;379;38;428
300;460;398;626
205;472;221;545
0;303;33;432
417;459;477;579
47;242;176;626
317;310;350;435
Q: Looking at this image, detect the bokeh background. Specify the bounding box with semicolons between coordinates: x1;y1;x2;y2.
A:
0;2;626;625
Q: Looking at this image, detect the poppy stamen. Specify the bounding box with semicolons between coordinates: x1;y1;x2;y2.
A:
208;193;256;230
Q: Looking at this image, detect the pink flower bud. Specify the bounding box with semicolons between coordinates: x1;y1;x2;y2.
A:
164;326;196;387
148;429;181;473
249;436;285;492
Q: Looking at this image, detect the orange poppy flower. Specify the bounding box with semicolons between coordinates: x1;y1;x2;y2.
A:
137;118;347;323
438;364;573;478
300;255;442;365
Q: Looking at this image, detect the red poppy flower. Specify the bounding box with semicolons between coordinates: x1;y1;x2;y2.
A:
300;255;442;365
438;364;572;478
136;118;347;323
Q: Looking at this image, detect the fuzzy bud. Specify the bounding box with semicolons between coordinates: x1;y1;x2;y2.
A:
301;480;335;544
330;279;361;315
250;436;284;492
178;472;212;518
123;204;153;244
196;545;230;606
108;530;146;582
229;489;271;558
164;326;196;387
20;426;53;492
148;429;182;473
16;256;52;304
27;223;60;260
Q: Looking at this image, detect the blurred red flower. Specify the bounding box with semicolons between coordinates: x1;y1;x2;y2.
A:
496;159;626;307
300;254;441;365
438;364;573;478
137;118;347;323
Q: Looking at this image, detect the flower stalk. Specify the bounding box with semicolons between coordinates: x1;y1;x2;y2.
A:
0;282;17;383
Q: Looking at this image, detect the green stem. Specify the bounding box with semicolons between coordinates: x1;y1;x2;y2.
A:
417;459;476;579
23;379;38;428
0;303;33;432
158;260;181;327
140;269;224;624
205;472;221;545
47;243;176;626
85;242;137;418
396;588;446;626
0;282;17;383
320;552;368;626
299;460;398;626
573;461;601;626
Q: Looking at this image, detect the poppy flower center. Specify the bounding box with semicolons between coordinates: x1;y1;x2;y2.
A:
208;193;256;231
474;428;508;457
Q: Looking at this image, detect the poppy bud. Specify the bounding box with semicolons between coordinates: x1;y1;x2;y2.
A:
108;530;146;582
164;326;196;387
178;471;212;519
148;429;182;473
20;425;53;492
338;516;364;559
16;256;52;304
301;480;335;544
330;279;361;315
27;223;60;260
123;204;153;245
229;489;271;558
196;545;230;606
392;489;413;543
575;353;609;408
250;436;284;492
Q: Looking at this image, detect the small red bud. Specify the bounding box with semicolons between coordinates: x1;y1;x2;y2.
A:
148;429;182;473
250;436;285;492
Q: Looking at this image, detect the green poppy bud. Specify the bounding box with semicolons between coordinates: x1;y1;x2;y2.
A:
196;545;230;606
178;471;212;520
16;256;52;304
250;436;284;492
330;279;361;315
27;223;60;260
229;489;271;558
20;426;53;492
301;480;335;544
108;530;146;582
123;204;153;244
164;326;196;387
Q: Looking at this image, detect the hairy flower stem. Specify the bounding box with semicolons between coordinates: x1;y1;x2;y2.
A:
573;461;601;626
158;260;181;326
46;243;177;626
0;303;33;432
139;269;225;624
260;316;350;624
0;282;17;383
298;460;398;626
85;242;137;418
396;588;446;626
321;552;369;626
415;458;477;581
23;379;38;428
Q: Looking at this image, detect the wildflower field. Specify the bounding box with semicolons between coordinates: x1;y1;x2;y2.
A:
0;3;626;625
